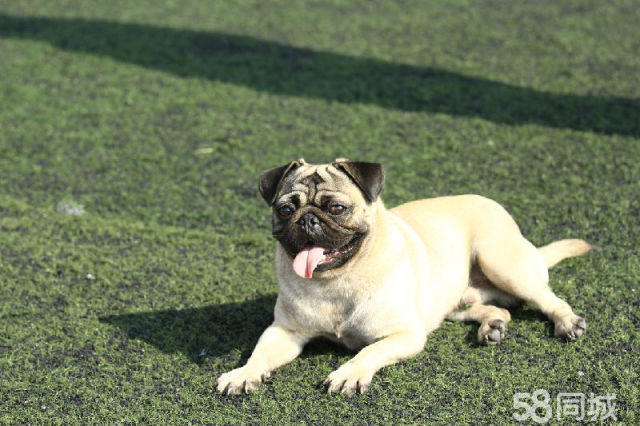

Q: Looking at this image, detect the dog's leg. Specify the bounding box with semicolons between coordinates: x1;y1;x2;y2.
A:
323;331;426;395
475;235;586;341
215;324;309;395
447;303;512;345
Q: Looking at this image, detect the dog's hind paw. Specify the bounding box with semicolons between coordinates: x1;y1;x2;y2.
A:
479;319;506;345
554;315;586;341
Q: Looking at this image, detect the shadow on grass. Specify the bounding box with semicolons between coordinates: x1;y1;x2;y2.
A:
510;305;556;336
461;304;553;346
101;294;353;364
2;13;639;137
100;294;277;364
101;294;556;363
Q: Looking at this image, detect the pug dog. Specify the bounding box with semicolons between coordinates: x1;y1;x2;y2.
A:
215;159;591;395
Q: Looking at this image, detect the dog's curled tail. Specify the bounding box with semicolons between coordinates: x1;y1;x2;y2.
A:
538;239;593;269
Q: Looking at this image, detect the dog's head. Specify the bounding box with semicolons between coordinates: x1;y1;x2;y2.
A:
259;158;385;279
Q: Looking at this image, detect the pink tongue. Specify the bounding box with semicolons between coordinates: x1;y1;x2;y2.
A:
292;246;325;279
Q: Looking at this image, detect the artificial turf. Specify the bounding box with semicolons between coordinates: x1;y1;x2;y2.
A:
1;0;638;423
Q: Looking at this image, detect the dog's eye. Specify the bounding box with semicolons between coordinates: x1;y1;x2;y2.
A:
328;204;346;215
277;205;293;217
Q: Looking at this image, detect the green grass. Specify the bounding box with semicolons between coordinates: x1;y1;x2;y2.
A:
1;0;638;423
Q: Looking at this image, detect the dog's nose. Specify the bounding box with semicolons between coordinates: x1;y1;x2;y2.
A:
297;212;321;234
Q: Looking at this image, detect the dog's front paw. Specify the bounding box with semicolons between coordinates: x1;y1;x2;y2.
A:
323;362;374;396
215;366;270;395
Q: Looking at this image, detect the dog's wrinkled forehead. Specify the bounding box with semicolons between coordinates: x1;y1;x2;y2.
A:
277;163;364;206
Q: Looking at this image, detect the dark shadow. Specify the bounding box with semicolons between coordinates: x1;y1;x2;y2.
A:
303;337;354;359
100;294;278;364
511;305;556;337
2;14;638;137
101;294;354;365
461;304;553;346
101;294;557;362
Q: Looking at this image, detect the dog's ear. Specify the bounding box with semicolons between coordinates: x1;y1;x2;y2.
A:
333;161;385;203
259;160;303;205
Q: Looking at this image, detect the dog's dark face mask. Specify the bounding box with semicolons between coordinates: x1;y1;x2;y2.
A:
258;159;385;278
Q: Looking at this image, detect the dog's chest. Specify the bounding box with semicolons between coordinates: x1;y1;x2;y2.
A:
289;287;381;350
327;305;376;350
330;318;375;350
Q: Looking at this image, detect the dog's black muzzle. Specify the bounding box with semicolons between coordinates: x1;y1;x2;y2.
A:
297;212;323;238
